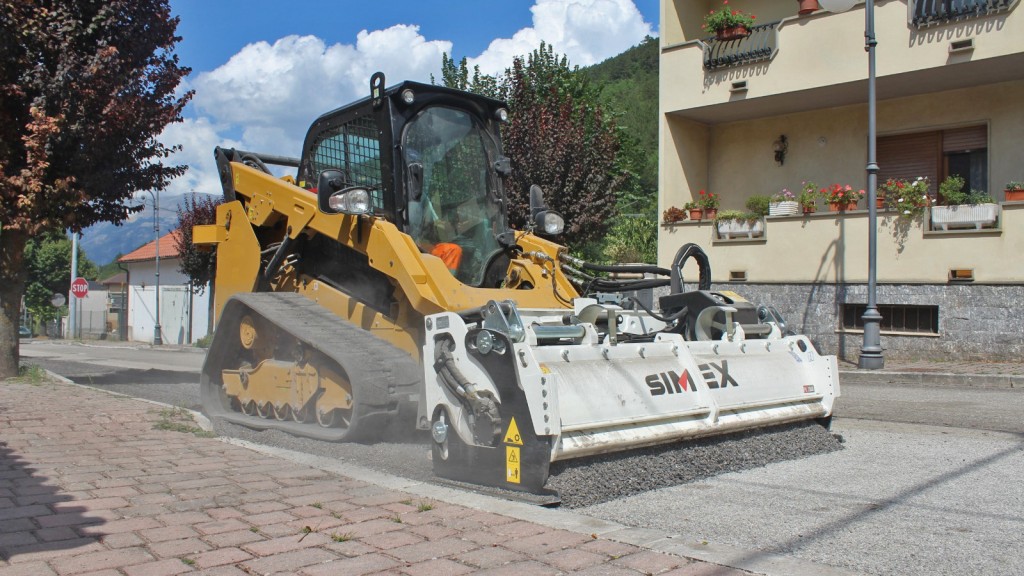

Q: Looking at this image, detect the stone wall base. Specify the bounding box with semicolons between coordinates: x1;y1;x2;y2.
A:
652;283;1023;362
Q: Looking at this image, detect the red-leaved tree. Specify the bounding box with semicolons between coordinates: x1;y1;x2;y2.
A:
175;193;222;334
0;0;192;376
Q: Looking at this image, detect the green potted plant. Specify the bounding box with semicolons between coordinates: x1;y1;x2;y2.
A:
684;200;702;221
798;181;818;214
1005;181;1024;202
715;209;764;239
881;177;932;220
697;189;719;220
662;205;687;224
823;183;864;211
932;175;1000;230
767;189;797;216
746;194;771;217
702;0;757;41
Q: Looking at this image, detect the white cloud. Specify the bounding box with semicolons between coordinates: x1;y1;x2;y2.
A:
161;1;652;199
470;0;653;74
159;116;241;199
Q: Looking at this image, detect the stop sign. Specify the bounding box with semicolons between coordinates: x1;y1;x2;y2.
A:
70;277;89;299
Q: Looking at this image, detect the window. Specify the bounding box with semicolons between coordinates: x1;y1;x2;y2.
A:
842;304;940;335
878;125;987;199
309;115;385;211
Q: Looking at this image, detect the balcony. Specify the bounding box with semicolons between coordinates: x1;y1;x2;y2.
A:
661;0;1024;124
911;0;1015;27
703;21;779;70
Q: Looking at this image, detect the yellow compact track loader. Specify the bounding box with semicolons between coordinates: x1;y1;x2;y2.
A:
196;73;839;495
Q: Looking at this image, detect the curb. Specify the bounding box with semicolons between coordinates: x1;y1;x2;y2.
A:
838;369;1021;389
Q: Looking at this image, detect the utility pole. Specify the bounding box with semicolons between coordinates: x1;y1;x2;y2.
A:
70;232;78;339
147;190;163;345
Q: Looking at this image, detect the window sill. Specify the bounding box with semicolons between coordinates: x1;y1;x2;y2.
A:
836;328;941;338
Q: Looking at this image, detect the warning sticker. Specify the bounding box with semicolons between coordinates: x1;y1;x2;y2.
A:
504;417;523;446
506;446;521;484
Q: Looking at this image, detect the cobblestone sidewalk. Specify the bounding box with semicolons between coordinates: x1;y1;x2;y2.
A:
0;379;749;576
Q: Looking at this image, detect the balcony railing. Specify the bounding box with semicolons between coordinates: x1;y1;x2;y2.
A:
911;0;1014;27
703;21;779;71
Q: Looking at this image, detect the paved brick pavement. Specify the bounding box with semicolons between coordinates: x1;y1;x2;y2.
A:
0;378;754;576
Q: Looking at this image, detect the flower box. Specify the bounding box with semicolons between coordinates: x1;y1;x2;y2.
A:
768;201;799;216
717;218;765;239
1006;189;1024;202
930;204;1000;231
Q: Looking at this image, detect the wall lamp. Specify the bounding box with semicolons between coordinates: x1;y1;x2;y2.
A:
773;135;788;165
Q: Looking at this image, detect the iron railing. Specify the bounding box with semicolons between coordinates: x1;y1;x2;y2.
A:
911;0;1014;27
703;21;779;71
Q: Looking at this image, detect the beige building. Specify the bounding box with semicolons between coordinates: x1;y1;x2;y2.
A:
658;0;1024;361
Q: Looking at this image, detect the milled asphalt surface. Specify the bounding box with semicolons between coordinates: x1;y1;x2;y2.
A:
11;338;1024;575
582;418;1024;576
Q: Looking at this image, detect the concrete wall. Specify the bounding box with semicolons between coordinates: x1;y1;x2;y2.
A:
659;203;1024;284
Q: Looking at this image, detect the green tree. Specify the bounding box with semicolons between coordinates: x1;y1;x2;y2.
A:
23;232;98;332
602;215;658;264
439;43;628;250
0;0;191;376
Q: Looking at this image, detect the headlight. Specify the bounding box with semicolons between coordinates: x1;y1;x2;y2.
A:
540;211;564;235
401;89;415;105
495;108;509;122
328;188;371;214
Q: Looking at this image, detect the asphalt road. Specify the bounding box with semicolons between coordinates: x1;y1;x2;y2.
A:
19;339;1024;576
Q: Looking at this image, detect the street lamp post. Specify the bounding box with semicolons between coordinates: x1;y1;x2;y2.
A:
146;190;163;345
820;0;884;369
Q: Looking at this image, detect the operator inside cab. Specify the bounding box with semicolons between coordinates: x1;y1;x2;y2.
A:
403;106;505;287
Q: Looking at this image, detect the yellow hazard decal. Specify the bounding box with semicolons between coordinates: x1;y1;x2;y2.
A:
506;446;521;484
504;417;523;446
539;364;551;374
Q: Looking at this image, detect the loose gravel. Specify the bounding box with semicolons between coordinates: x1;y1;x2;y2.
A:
548;421;844;508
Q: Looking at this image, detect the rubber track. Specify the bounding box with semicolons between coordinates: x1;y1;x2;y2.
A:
200;292;422;442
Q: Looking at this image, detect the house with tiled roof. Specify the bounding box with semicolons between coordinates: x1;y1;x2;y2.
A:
118;230;210;345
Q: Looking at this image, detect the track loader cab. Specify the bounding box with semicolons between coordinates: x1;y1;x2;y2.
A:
303;74;514;287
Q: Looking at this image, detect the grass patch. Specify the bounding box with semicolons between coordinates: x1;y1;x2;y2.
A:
311;502;322;509
390;515;403;524
181;557;196;566
416;501;433;512
153;407;215;438
9;364;48;385
249;527;260;533
331;532;353;542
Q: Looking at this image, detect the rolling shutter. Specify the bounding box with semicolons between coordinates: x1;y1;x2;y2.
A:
942;125;987;153
878;131;941;186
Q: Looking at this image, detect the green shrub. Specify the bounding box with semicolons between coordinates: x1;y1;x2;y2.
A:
744;195;771;216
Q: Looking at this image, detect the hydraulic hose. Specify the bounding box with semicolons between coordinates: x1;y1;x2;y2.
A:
560;254;670;276
670;243;712;293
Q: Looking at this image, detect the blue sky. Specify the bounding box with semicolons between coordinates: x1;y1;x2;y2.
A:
161;0;659;198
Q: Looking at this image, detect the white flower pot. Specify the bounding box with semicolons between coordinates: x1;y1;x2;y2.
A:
717;219;765;239
930;204;1000;231
769;201;799;216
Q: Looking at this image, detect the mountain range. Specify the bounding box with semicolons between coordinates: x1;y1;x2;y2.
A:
81;195;215;266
